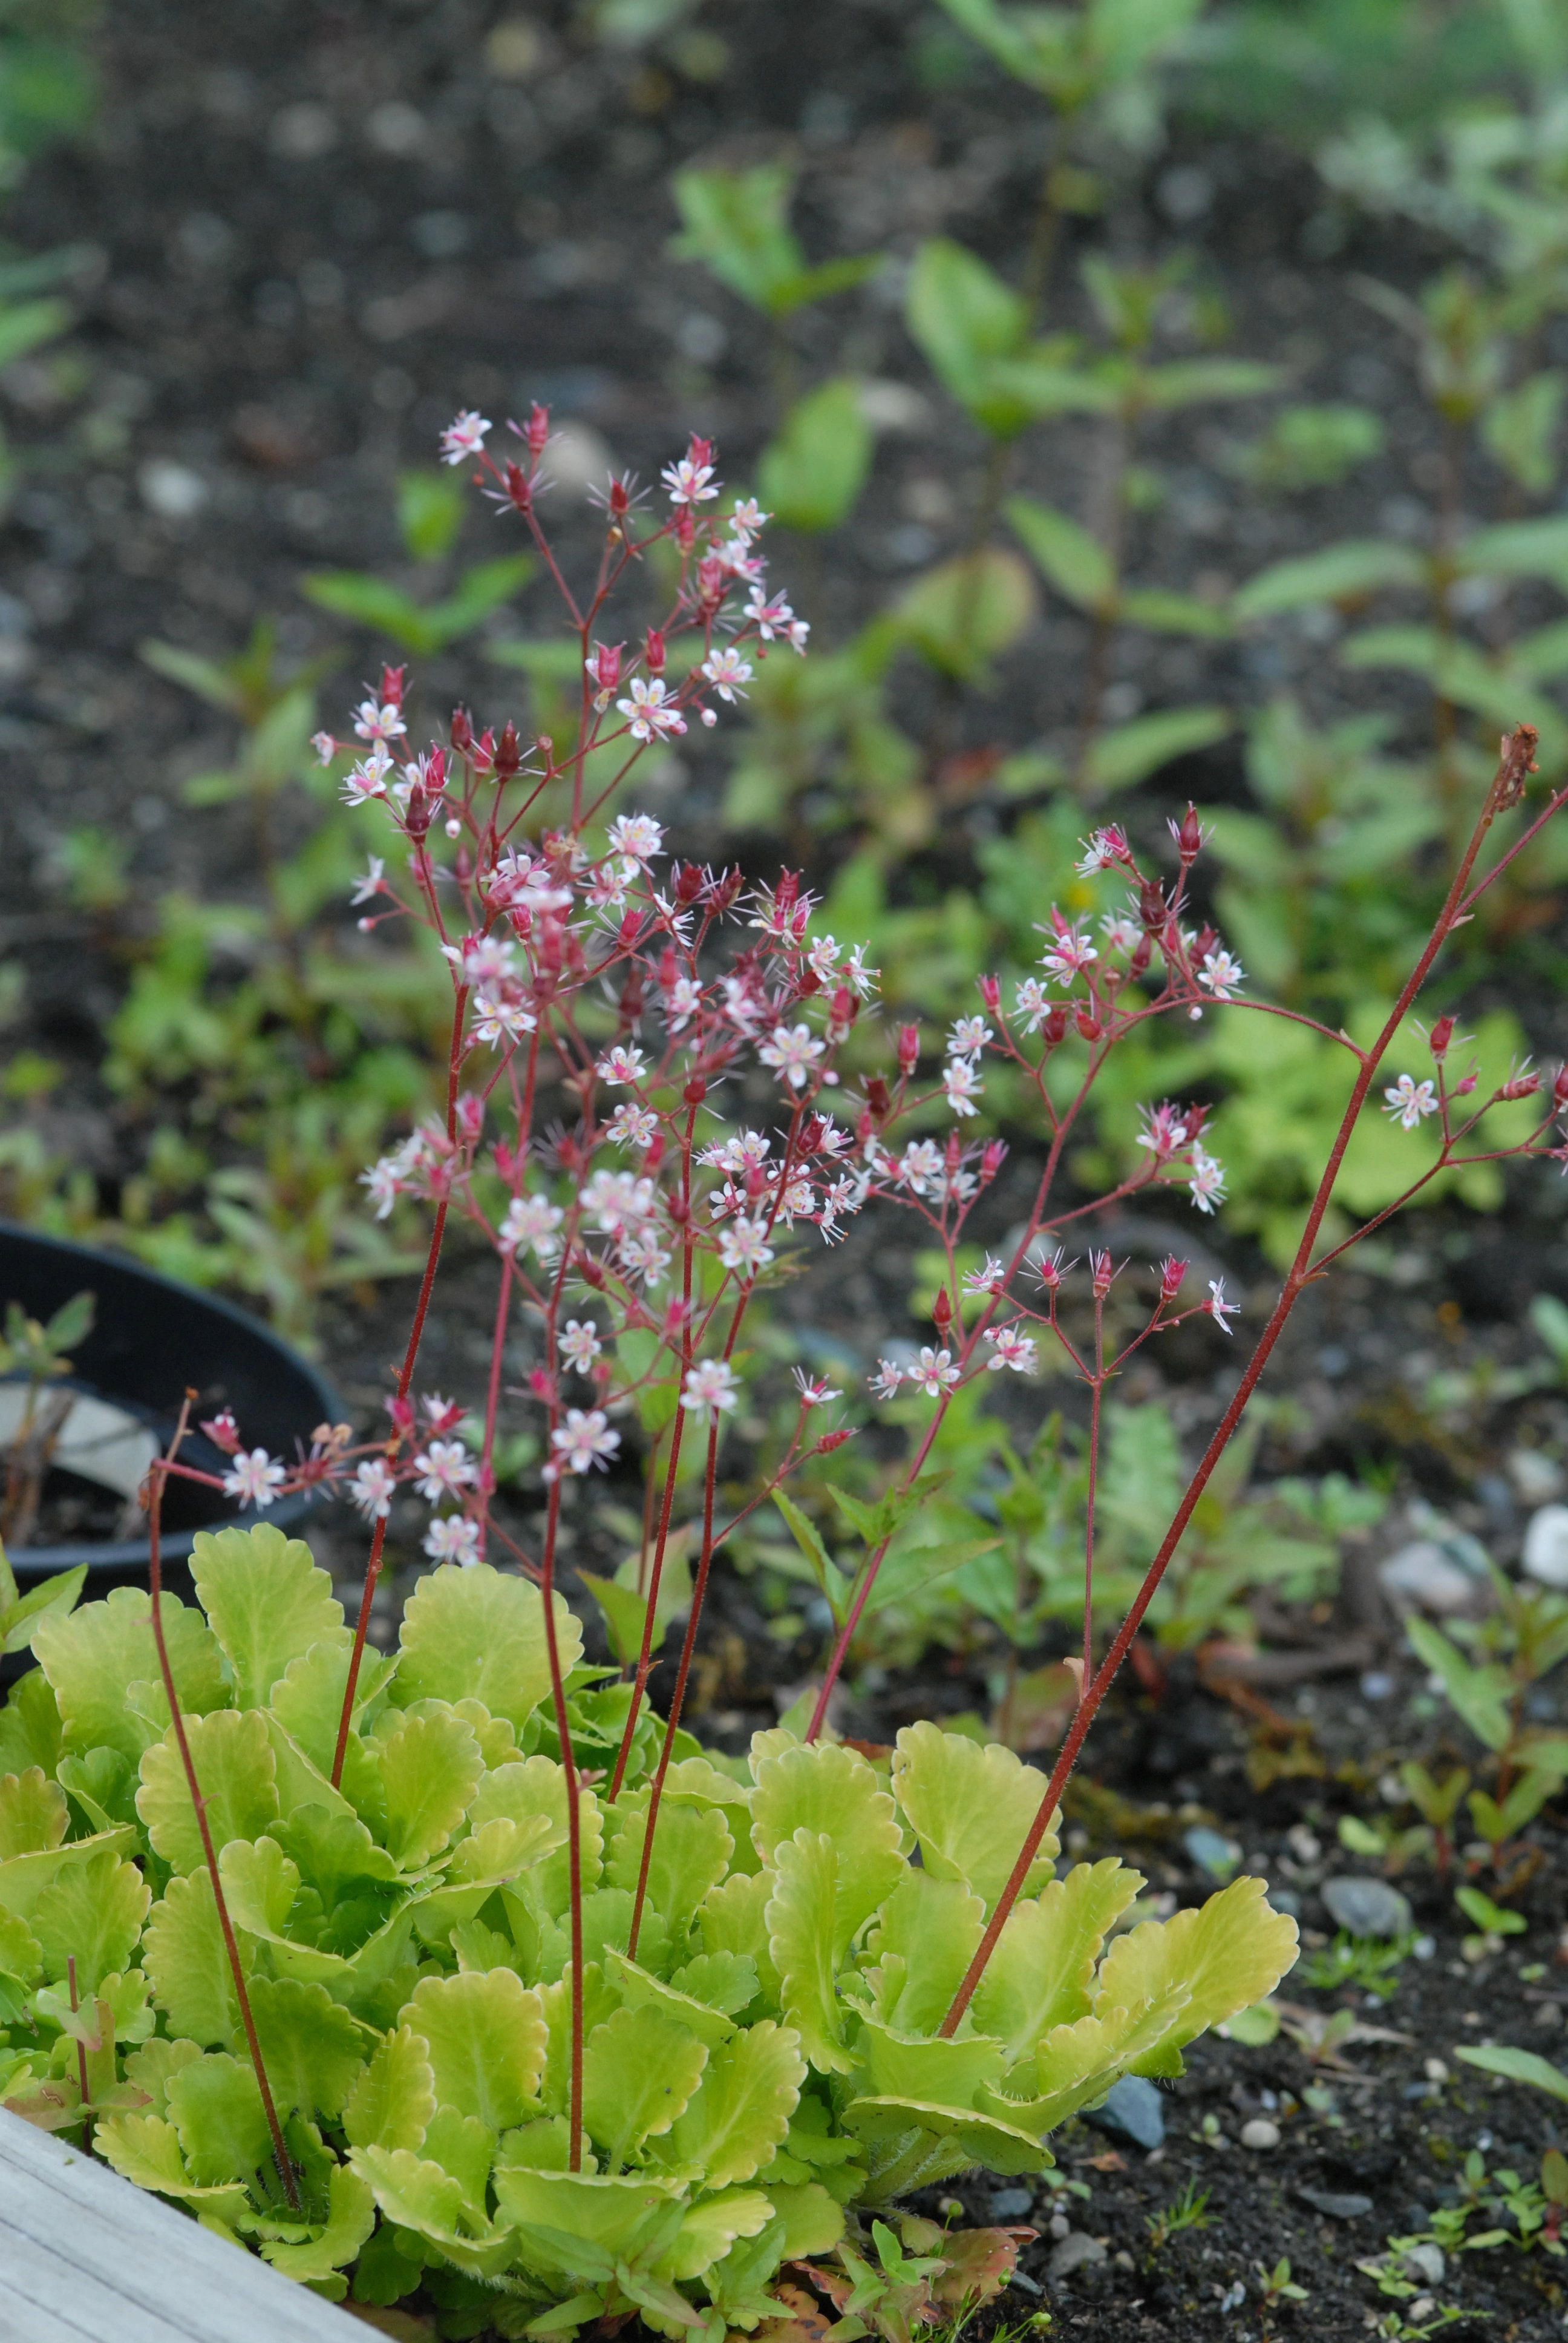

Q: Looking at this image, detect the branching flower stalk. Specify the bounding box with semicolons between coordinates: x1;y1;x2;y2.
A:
162;398;1568;2174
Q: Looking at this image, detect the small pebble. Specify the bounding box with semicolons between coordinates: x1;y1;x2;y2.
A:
1321;1875;1413;1939
1377;1538;1478;1613
1184;1824;1240;1881
1403;2243;1446;2287
1424;2057;1448;2083
1298;2186;1372;2219
1048;2212;1071;2240
989;2187;1033;2220
1085;2073;1166;2151
1047;2232;1108;2279
1240;2118;1281;2150
1525;1504;1568;1588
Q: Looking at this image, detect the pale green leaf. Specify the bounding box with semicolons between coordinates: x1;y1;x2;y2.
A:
348;2143;519;2280
1405;1615;1511;1751
970;1860;1145;2062
581;2003;709;2169
1232;540;1426;619
666;2186;776;2282
0;1824;136;1926
1455;2042;1568;2101
606;1948;739;2047
1093;1875;1299;2066
1083;706;1230;793
606;1794;733;1920
32;1849;149;1991
402;1967;547;2129
0;1670;63;1778
758;379;874;534
258;2161;376;2283
374;1702;483;1867
122;2036;204;2118
767;1832;852;2074
474;1755;601;1920
488;2164;684;2275
269;1640;397;1777
166;2050;272;2186
94;2111;249;2221
895;551;1037;684
143;1867;242;2046
247;1974;369;2117
852;2015;1006;2113
0;1766;67;1858
137;1707;280;1873
892;1722;1057;1912
191;1522;349;1709
1006;495;1114;612
864;1872;984;2034
654;2017;803;2187
342;2021;436;2152
394;1562;580;1733
34;1588;227;1763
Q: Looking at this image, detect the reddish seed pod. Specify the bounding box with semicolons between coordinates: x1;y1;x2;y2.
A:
675;862;704;904
1074;1006;1102;1041
944;1130;962;1172
684;1075;707;1107
865;1075;891;1122
404;784;431;840
801;1115;826;1154
618;908;643;948
1501;1072;1542;1099
1183;1100;1209;1139
817;1428;854;1452
576;1250;606;1289
1176;802;1203;861
1042;1004;1068;1046
450;707;474;752
1091;1250;1113;1299
981;1139;1006;1181
666;1193;690;1226
1193;924;1217;962
978;972;1001;1011
493;1139;518;1183
494;721;523;777
503;460;531;513
1138;880;1167;930
645;628;667;676
830;985;855;1029
381;664;407;707
528;1369;557;1404
1160;1255;1187;1302
456;1093;484;1145
897;1024;920;1075
709;868;745;911
1429;1015;1455;1062
932;1287;952;1331
525;402;550;457
607;476;630;519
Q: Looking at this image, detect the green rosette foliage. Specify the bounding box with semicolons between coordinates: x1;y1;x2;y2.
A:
0;1529;1297;2330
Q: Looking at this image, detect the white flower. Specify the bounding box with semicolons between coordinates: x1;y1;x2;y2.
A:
607;1102;659;1150
1383;1073;1439;1131
1206;1277;1239;1334
744;586;798;641
842;943;878;999
779;1174;814;1221
413;1440;478;1502
681;1358;740;1419
947;1017;992;1057
1187;1145;1227;1216
222;1447;285;1509
350;857;386;908
910;1346;960;1398
701;1129;772;1174
560;1319;603;1372
964;1256;1005;1295
701;646;753;703
1198;948;1245;1001
1100;913;1142;954
985;1327;1037;1374
341;747;393;804
727;497;769;543
424;1515;482;1564
869;1359;904;1400
662;454;718;505
1014;978;1052;1034
1137;1103;1189;1159
439;409;491;465
349;1458;397;1520
759;1022;825;1090
606;813;665;864
443;932;517;988
360;1157;403;1219
500;1193;564;1257
616;1228;671;1283
1076;827;1127;876
943;1057;984;1118
717;1216;775;1277
596;1044;647;1086
311;730;336;765
616;677;687;742
352;699;406;744
550;1408;621;1475
664;975;703;1032
896;1141;943;1195
806;933;841;986
580;1169;658;1235
472;988;537;1047
1039;922;1097;985
792;1368;843;1405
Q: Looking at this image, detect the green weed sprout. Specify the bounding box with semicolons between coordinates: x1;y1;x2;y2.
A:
2;405;1563;2328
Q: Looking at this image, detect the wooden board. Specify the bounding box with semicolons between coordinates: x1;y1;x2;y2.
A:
0;2106;362;2342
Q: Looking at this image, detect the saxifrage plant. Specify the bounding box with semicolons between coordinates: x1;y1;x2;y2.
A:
1;402;1564;2330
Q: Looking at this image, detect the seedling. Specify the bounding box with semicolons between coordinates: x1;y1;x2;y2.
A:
1145;2176;1211;2247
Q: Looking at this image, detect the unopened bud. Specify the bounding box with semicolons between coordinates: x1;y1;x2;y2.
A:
384;1394;416;1437
675;505;695;551
1138;880;1166;931
897;1024;920;1075
801;1116;826;1154
450;707;474;752
405;784;431;840
817;1427;854;1452
525;402;550;458
1175;802;1203;860
495;720;522;777
1429;1015;1455;1063
1160;1256;1187;1303
1091;1250;1113;1299
1501;1072;1542;1099
1193;924;1218;962
576;1250;606;1289
981;1139;1006;1181
645;628;666;676
456;1093;484;1145
1075;1005;1102;1041
528;1368;557;1404
1129;935;1152;980
683;1075;707;1107
380;664;407;708
675;862;704;903
642;1135;665;1173
1042;1005;1068;1046
932;1287;952;1331
978;972;1001;1012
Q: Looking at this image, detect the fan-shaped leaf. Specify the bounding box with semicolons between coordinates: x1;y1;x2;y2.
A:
191;1522;348;1709
892;1723;1057;1912
402;1968;547;2130
581;2002;710;2169
137;1707;279;1873
34;1588;227;1762
343;2021;436;2152
394;1562;580;1732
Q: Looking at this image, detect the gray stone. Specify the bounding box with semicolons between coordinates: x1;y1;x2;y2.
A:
988;2187;1033;2221
1378;1539;1478;1614
1240;2117;1281;2149
1085;2073;1165;2150
1321;1875;1412;1939
1183;1824;1239;1881
1298;2187;1373;2220
1524;1504;1568;1589
1047;2232;1108;2279
1402;2243;1446;2287
1265;1884;1301;1918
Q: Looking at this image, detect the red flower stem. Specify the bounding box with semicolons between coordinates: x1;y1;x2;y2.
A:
1082;1351;1103;1689
145;1434;298;2208
331;986;470;1789
937;729;1542;2038
537;1473;585;2168
67;1955;90;2155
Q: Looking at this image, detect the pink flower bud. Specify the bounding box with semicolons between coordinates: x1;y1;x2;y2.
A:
864;1075;891;1122
1074;1005;1102;1041
405;784;431;840
450;707;473;752
1454;1072;1478;1095
645;628;667;676
495;720;523;777
380;664;406;707
200;1408;242;1455
897;1024;920;1075
1501;1072;1541;1099
525;402;550;458
456;1093;484;1145
1160;1256;1187;1302
576;1250;607;1289
932;1287;952;1330
528;1368;556;1403
1175;802;1203;860
1429;1014;1455;1062
385;1394;415;1437
1042;1005;1068;1046
978;972;1001;1012
817;1427;854;1452
643;1135;665;1173
981;1139;1007;1181
684;1075;707;1107
1091;1250;1113;1299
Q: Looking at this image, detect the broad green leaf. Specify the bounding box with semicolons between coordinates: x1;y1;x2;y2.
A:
863;1534;1002;1618
906;238;1026;433
349;2143;518;2281
272;1804;399;1906
606;1948;738;2048
419;2103;496;2215
606;1794;733;1919
217;1837;356;1987
1480;370;1564;498
137;1707;280;1873
31;1849;149;1991
853;2015;1006;2112
1141;359;1281;408
122;2036;204;2119
753;1742;904;1955
1094;1876;1299;2068
258;2160;376;2284
768;1832;852;2074
1119;588;1232;637
269;1640;397;1777
892;1723;1057;1912
0;1905;41;1984
655;2018;803;2188
1456;2043;1568;2101
668;1950;760;2014
343;2022;437;2152
34;1587;227;1763
581;2003;710;2169
143;1867;243;2045
670;163;803;314
577;1548;691;1671
701;1870;782;2005
1232;540;1427;619
1404;1616;1511;1752
0;1765;66;1858
971;1861;1145;2062
1455;512;1568;584
247;1975;368;2118
1006;495;1114;612
397;467;468;562
394;1562;580;1733
865;1873;984;2034
1083;706;1230;794
896;550;1037;684
374;1702;483;1867
2;1564;88;1657
840;2089;1048;2184
166;2051;272;2186
56;1746;137;1836
489;2164;685;2275
94;2112;249;2221
991;1997;1184;2131
666;2187;776;2282
402;1968;547;2129
0;1670;63;1778
190;1522;348;1709
757;379;874;535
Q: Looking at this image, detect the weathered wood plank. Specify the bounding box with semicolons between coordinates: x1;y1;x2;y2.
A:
0;2108;361;2342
